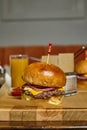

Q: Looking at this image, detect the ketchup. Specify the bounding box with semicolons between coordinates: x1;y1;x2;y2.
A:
11;87;22;96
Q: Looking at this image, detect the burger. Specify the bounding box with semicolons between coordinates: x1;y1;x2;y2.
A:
75;60;87;89
21;62;66;105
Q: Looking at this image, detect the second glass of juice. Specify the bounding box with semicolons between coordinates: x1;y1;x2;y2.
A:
10;54;29;88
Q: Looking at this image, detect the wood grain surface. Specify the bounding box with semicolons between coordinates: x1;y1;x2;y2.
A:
0;83;87;123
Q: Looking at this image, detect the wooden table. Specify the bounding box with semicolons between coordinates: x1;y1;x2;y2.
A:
0;83;87;129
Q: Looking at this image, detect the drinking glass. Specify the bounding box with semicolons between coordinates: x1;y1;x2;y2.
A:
10;54;29;88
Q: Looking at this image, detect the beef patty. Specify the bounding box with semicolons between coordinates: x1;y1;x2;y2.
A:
23;88;64;99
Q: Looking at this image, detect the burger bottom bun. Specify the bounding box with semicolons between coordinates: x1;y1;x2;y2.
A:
77;80;87;91
22;94;63;105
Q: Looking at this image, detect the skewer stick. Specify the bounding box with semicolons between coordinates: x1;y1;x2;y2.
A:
47;53;50;64
46;43;52;64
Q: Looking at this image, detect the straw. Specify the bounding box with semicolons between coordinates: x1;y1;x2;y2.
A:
46;43;52;64
85;50;87;60
74;46;86;59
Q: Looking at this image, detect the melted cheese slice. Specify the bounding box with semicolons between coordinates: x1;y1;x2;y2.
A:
84;74;87;77
24;87;42;95
24;87;64;96
28;88;42;95
58;87;64;91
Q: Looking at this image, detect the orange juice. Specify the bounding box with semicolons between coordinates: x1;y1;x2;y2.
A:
10;55;29;88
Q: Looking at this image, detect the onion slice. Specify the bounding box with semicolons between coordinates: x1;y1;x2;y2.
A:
77;75;87;80
22;83;56;91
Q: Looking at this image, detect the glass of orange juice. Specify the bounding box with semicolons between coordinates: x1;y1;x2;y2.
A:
10;54;29;88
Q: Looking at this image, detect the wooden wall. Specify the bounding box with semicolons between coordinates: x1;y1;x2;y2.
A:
0;45;85;66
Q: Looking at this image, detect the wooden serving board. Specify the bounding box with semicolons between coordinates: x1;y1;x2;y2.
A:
0;83;87;122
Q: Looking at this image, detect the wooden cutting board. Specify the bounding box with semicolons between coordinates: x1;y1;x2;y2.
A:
0;83;87;122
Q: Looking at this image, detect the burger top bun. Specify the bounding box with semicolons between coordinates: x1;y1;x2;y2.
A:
22;62;66;88
75;60;87;74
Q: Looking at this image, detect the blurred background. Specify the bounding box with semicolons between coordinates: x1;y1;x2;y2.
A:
0;0;87;46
